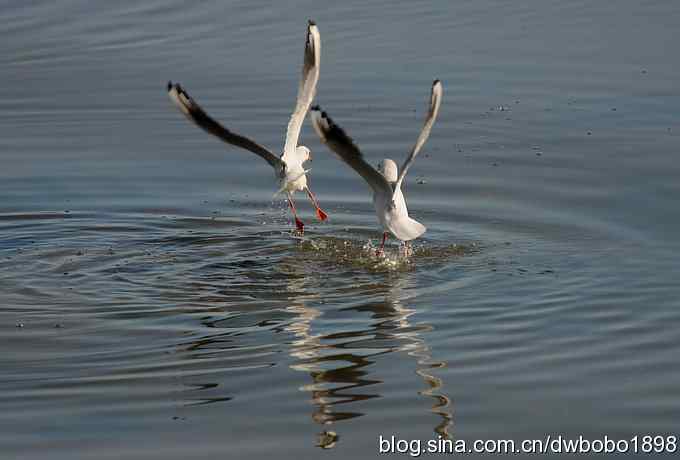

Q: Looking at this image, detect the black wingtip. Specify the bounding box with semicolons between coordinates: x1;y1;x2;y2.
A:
310;105;329;119
315;106;328;119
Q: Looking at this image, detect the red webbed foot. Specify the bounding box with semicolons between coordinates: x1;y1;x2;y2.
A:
316;208;328;221
295;217;305;234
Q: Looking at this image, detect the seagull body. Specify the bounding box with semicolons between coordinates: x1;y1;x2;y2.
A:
167;21;327;233
311;80;443;252
279;146;311;194
373;158;427;242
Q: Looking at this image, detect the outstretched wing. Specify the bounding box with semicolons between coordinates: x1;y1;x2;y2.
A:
394;80;443;194
167;81;284;171
281;21;321;164
310;106;392;197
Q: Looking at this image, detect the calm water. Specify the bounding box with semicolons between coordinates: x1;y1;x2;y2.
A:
1;1;679;458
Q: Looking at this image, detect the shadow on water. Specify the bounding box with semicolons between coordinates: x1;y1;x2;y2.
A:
127;221;470;448
173;231;466;448
282;273;453;448
178;259;455;448
0;212;483;451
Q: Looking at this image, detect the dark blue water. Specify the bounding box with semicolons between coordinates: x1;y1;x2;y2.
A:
1;1;679;458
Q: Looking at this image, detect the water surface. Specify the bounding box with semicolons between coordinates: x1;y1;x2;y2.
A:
1;1;679;458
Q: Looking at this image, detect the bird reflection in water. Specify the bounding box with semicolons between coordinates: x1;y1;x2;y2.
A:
172;250;452;446
282;275;452;448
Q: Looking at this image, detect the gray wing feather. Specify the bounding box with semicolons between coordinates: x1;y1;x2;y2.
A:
282;21;321;162
167;81;284;171
394;80;443;194
310;106;392;197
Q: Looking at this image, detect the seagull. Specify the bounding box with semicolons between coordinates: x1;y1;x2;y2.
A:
167;21;327;233
311;80;443;254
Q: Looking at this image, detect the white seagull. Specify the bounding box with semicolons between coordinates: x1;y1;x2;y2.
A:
311;80;443;254
167;21;327;233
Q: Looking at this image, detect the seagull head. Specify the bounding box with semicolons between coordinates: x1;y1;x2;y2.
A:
378;159;398;183
296;146;312;164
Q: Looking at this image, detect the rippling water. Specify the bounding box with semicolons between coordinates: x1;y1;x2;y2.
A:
1;1;679;458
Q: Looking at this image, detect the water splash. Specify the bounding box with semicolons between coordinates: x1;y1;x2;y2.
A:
295;236;479;272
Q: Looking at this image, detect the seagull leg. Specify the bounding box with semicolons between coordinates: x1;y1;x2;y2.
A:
401;240;413;258
305;187;328;221
376;232;388;256
287;193;305;234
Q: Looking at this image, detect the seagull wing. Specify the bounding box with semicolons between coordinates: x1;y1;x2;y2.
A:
167;81;284;171
311;106;392;197
281;21;321;165
394;80;443;194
